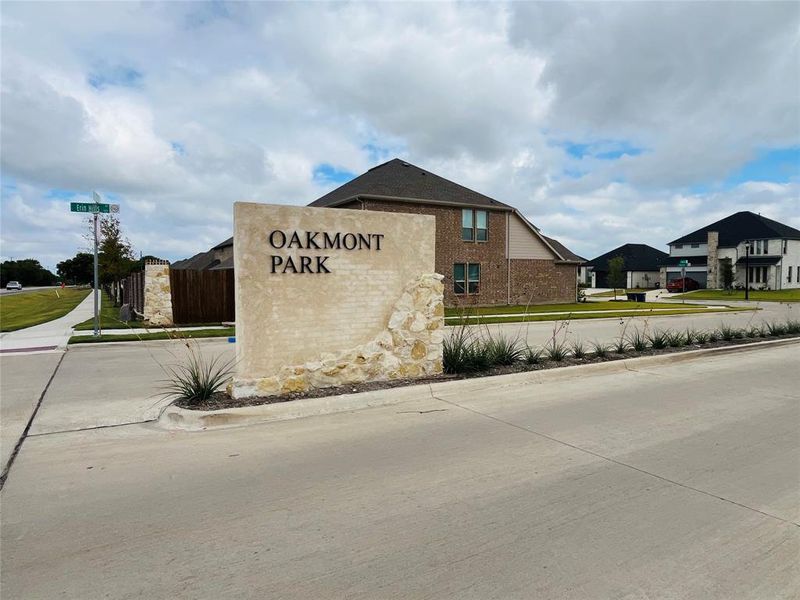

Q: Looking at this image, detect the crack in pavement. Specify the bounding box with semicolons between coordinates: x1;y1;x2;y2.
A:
0;351;67;491
427;385;799;528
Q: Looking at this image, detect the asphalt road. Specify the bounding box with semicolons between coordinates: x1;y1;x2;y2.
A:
1;342;798;599
0;285;60;296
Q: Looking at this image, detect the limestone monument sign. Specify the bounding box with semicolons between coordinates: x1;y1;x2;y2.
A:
231;202;443;398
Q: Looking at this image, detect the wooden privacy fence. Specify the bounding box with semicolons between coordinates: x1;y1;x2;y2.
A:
123;270;145;315
169;269;235;324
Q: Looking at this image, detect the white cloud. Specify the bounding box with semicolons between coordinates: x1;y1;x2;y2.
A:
0;1;797;267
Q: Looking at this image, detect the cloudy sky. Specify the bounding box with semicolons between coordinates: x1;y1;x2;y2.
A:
1;1;798;270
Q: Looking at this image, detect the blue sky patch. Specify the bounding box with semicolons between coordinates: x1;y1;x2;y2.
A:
46;189;79;200
88;65;143;90
171;141;186;156
561;139;644;161
313;163;356;185
725;146;799;186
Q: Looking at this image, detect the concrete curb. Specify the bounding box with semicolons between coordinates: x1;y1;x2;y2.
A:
158;337;800;432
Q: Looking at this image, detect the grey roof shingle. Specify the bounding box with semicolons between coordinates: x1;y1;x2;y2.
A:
669;211;800;246
309;158;513;210
586;244;669;271
543;236;585;263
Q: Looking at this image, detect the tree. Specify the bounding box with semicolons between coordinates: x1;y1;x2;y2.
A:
98;214;136;286
57;253;95;285
721;259;734;291
607;256;626;296
0;259;57;287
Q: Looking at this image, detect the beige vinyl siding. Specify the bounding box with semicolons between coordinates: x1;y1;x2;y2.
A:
507;214;556;259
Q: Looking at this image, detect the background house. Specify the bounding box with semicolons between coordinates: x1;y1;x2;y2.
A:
309;159;581;306
663;211;800;290
585;244;668;289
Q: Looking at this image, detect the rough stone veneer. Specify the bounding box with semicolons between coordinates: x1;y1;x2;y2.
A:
231;273;444;398
143;261;173;325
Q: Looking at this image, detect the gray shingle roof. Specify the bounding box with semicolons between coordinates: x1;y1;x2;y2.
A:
669;211;800;246
586;244;669;271
543;236;585;263
309;158;513;210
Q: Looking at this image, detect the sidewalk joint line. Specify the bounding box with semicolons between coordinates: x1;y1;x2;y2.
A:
427;386;799;528
0;350;67;491
26;420;157;438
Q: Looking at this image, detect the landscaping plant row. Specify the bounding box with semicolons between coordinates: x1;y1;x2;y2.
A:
443;319;800;375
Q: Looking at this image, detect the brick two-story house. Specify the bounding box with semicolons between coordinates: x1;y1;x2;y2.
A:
309;159;581;307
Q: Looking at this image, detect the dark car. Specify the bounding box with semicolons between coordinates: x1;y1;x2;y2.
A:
666;277;700;293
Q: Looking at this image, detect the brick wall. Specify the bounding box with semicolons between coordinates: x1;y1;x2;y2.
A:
509;260;576;305
341;199;577;307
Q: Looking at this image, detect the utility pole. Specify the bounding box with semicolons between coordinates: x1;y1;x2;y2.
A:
93;191;101;336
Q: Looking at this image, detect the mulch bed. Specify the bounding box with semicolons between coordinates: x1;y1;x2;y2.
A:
176;333;800;411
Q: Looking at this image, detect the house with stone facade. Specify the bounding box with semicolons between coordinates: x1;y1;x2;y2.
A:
308;159;582;307
662;211;800;290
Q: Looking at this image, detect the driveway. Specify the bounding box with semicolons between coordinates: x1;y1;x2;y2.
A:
1;342;798;599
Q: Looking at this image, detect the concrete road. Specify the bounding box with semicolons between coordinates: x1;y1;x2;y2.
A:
485;299;798;348
0;352;62;471
1;343;798;599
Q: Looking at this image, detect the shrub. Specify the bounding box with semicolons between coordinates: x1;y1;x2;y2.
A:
648;330;669;349
718;324;736;341
592;341;609;358
571;340;587;359
667;331;686;347
628;330;649;352
694;331;710;344
485;334;524;366
745;326;762;339
443;328;493;374
707;330;719;343
684;329;698;345
524;345;544;365
612;337;629;354
766;322;787;336
546;340;569;362
786;320;800;334
162;351;235;406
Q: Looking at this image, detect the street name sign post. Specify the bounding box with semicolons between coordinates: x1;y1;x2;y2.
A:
70;194;120;336
678;259;691;297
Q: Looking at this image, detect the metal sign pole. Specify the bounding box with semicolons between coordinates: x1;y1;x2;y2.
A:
93;191;100;337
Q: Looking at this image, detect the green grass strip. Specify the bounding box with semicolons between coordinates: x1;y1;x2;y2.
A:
670;289;800;302
0;288;91;332
69;327;235;344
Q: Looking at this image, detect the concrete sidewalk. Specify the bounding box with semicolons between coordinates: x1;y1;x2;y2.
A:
0;291;98;353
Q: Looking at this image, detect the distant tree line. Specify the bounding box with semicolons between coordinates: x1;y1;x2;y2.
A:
0;259;58;287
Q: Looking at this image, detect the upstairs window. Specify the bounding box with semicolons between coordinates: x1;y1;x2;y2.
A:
461;209;488;242
674;244;683;249
691;243;700;248
763;239;769;254
461;209;474;241
475;210;488;241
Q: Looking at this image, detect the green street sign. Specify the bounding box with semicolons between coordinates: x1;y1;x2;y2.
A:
678;259;691;267
71;202;110;214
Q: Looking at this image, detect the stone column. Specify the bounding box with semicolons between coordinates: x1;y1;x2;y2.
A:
143;260;173;326
707;231;719;289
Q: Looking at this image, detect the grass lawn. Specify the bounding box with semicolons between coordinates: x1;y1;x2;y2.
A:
586;288;652;297
73;291;131;330
446;301;717;317
445;301;746;325
0;287;91;332
670;289;800;302
69;327;235;344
